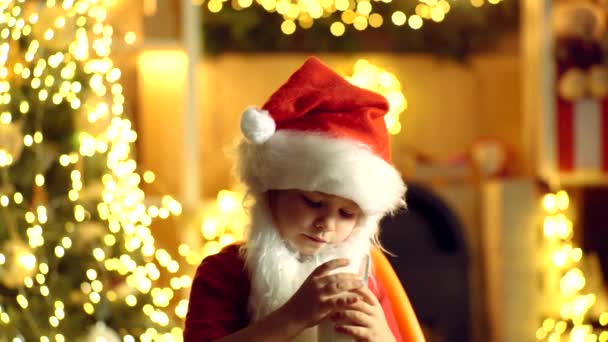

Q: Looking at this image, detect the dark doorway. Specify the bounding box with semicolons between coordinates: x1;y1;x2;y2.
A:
380;183;472;342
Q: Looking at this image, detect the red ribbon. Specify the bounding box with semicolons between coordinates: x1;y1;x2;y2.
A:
557;97;574;171
602;98;608;172
556;97;608;172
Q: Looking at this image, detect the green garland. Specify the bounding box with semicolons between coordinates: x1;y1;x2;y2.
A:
201;0;519;59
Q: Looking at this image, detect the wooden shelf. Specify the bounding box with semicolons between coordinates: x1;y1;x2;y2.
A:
553;172;608;187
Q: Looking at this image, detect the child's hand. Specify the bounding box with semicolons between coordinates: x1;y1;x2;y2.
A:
281;258;364;328
330;286;396;342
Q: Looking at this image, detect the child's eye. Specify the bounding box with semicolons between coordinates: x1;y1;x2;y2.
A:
339;209;355;219
301;195;322;208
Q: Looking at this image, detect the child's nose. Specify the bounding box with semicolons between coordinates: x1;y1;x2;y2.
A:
314;216;336;232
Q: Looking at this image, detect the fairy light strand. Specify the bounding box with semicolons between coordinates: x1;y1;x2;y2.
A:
201;0;505;35
0;1;182;340
537;191;608;341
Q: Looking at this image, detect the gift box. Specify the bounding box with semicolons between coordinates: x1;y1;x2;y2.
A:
556;97;608;174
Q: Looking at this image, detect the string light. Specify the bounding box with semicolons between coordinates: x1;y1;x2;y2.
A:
1;1;185;340
538;191;608;341
200;0;503;34
346;59;406;135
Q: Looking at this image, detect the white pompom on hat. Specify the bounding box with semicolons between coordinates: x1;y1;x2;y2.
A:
240;107;276;144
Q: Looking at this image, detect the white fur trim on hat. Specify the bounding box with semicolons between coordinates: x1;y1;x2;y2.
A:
240;107;276;144
237;131;406;216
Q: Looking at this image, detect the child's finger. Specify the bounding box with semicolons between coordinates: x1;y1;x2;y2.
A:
339;296;374;316
350;285;380;306
334;324;371;340
327;295;360;310
313;258;350;277
330;309;372;327
321;294;358;311
320;273;363;295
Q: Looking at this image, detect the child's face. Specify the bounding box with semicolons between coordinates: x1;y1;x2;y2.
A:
268;190;362;256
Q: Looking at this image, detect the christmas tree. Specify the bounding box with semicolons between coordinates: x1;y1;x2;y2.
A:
0;1;184;340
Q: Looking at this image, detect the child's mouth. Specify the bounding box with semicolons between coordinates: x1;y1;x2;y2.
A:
304;234;327;244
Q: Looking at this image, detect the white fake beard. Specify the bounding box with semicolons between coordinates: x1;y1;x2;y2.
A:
243;198;378;322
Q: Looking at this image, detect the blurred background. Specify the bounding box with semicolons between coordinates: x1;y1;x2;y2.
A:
1;0;608;341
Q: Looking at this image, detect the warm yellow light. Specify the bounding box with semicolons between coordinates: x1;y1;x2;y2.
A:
346;60;405;135
1;312;10;323
74;204;86;222
536;327;547;340
143;170;155;183
93;248;105;261
238;0;254;8
175;299;189;318
83;303;94;315
16;295;28;309
556;191;569;210
339;10;354;24
208;0;223;12
217;190;239;213
356;1;371;15
553;213;573;239
90;292;101;303
571;247;583;263
33;131;43;143
369;13;383;28
430;6;445;22
186;250;201;265
125;294;137;307
543;193;558;213
23;212;36;226
49;316;59;327
17;252;36;271
35;174;45;186
415;4;430;18
560;268;586;297
86;269;98;280
124;31;136;45
600;312;608;326
353;16;368;31
553;249;568;268
408;14;423;29
151;288;173;307
54;246;65;258
330;22;345;36
202;241;221;258
0;151;14;167
201;218;218;240
281;20;296;35
334;0;349;11
0;112;11;124
570;325;593;342
219;233;236;247
543;216;557;239
44;29;54;41
542;318;555;332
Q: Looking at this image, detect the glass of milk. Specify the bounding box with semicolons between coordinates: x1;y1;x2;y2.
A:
317;255;370;342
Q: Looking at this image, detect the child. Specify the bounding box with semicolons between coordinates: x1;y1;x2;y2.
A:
184;57;410;342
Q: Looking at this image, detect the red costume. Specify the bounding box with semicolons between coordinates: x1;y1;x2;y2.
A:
184;245;403;342
184;57;413;341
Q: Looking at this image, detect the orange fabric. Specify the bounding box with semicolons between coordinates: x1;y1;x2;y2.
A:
371;248;426;342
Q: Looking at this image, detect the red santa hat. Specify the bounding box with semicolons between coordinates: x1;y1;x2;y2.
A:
237;56;406;216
